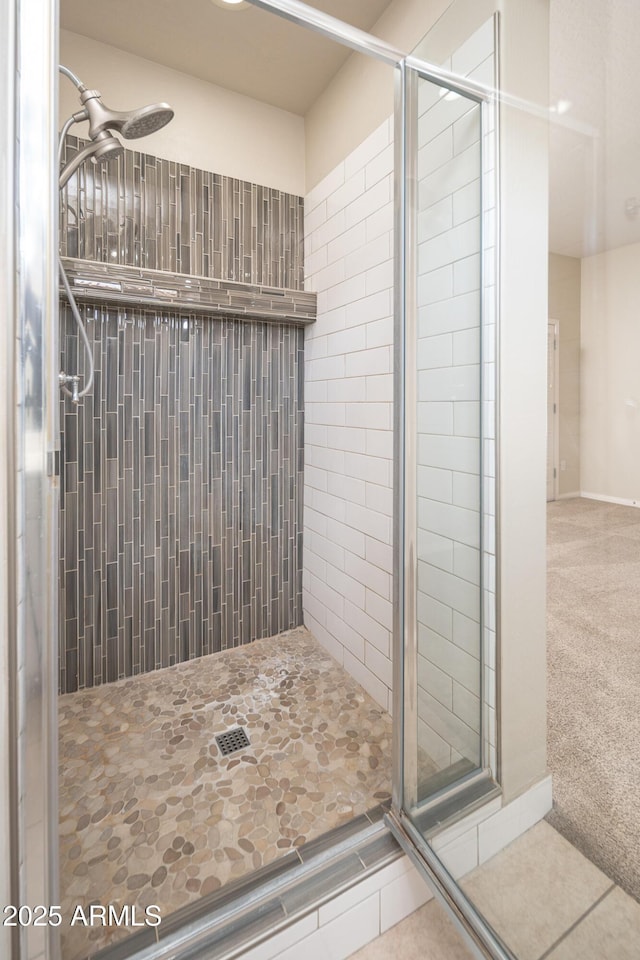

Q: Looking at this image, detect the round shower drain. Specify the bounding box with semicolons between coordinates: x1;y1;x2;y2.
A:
215;726;250;757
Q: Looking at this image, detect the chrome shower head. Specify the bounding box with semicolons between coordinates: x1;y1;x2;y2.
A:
91;132;125;162
119;104;175;139
59;131;125;190
78;89;174;140
58;65;174;190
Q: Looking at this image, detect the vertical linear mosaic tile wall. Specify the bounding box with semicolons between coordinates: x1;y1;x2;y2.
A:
58;305;304;694
59;136;304;290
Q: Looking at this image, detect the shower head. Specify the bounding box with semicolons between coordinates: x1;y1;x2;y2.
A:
58;65;174;191
91;132;125;162
59;131;125;190
119;104;175;139
78;89;174;140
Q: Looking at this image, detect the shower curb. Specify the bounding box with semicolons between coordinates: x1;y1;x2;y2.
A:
91;803;400;960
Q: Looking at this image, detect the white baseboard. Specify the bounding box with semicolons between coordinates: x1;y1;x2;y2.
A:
556;491;581;500
580;491;640;508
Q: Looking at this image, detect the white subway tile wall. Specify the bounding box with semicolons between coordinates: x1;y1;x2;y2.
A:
303;117;395;712
303;18;496;768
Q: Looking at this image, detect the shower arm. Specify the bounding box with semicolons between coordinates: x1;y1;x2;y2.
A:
59;63;86;91
58;64;93;134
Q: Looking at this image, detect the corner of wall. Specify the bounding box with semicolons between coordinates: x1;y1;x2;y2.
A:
497;0;550;802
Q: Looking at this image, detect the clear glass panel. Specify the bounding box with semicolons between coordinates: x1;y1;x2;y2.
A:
414;79;483;802
403;64;487;817
399;2;640;958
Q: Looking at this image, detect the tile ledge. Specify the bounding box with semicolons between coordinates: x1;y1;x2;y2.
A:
59;257;317;326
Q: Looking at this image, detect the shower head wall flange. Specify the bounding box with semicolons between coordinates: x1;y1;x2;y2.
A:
79;88;174;140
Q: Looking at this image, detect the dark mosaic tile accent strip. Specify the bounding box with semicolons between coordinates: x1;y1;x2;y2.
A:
60;257;316;326
58;304;304;694
59;136;305;290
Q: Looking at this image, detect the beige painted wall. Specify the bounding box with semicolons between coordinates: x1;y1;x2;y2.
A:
304;0;499;190
59;30;306;195
581;242;640;503
549;253;581;496
304;0;450;190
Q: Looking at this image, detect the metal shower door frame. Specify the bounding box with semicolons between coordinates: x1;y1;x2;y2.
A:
4;0;507;958
249;3;507;957
3;0;61;959
388;54;513;960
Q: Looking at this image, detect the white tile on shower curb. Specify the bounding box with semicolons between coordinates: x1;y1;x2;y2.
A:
380;863;434;933
318;857;411;926
433;795;502;850
277;893;380;960
478;775;553;864
432;824;478;879
241;913;319;960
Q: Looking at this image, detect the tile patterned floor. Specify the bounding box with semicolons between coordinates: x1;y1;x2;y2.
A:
351;821;640;960
58;627;392;959
349;898;474;960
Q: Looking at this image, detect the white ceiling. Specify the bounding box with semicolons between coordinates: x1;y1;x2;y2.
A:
61;0;640;258
60;0;392;116
549;0;640;257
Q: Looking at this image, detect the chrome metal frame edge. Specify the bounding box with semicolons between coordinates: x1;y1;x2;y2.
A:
400;63;420;815
411;766;493;820
385;809;517;960
1;2;19;958
492;10;504;790
411;777;501;841
479;92;487;773
391;61;406;816
14;0;61;957
246;0;493;100
404;55;489;102
48;7;62;955
245;0;403;65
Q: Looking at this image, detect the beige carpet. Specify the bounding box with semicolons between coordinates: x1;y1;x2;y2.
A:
546;497;640;902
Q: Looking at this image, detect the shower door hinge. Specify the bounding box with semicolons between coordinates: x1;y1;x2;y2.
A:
47;449;60;478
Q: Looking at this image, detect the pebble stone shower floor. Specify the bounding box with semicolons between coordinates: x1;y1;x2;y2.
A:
58;627;392;959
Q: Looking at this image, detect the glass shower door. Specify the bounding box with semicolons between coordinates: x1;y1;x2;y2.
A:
388;44;507;959
394;52;497;828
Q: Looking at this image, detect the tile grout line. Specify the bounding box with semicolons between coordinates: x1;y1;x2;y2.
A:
536;883;616;960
